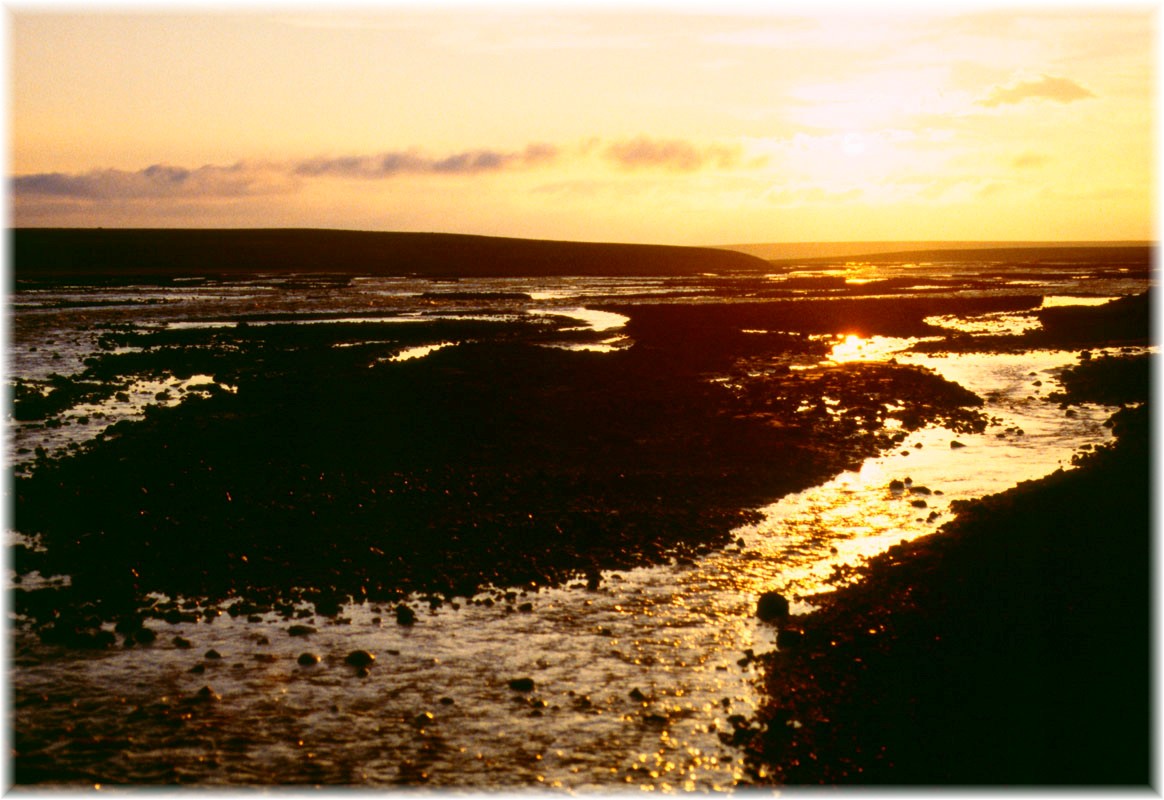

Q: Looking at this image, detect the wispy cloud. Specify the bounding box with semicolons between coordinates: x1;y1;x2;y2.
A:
11;162;296;200
977;74;1095;107
13;138;755;201
1012;152;1050;169
602;136;751;172
294;144;560;178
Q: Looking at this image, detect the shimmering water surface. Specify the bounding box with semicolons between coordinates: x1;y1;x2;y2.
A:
7;261;1148;788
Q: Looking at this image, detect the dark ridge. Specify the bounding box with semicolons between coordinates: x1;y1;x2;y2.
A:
10;228;770;279
718;240;1151;262
767;244;1154;267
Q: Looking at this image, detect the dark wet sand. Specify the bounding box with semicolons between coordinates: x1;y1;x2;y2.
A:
742;355;1152;786
8;236;1154;787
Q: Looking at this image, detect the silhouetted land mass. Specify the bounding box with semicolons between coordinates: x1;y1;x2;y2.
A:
10;228;768;280
767;243;1152;269
743;353;1152;786
719;240;1150;262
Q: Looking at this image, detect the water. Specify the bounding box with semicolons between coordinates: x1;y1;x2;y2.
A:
7;263;1148;787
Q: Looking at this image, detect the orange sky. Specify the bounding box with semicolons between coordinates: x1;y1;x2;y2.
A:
8;3;1156;245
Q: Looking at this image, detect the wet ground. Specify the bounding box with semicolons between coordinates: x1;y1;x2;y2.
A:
7;244;1154;787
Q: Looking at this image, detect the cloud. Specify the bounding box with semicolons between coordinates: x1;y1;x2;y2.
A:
1012;152;1050;169
977;74;1096;107
11;162;296;200
603;136;747;172
294;143;559;179
12;137;761;203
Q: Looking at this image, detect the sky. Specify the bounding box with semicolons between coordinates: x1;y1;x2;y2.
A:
7;2;1157;245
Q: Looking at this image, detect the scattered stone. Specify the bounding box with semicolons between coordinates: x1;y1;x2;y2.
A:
888;479;906;492
395;605;417;626
172;636;193;649
189;663;206;674
629;687;648;702
439;697;455;705
950;440;966;449
344;649;376;668
204;649;223;660
508;677;535;692
287;625;316;637
778;627;804;648
756;591;791;622
132;627;157;645
195;686;220;702
412;712;435;728
297;652;321;667
314;598;344;617
517;602;534;613
911;499;928;508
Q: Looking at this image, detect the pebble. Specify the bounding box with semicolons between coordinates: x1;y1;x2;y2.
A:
344;650;376;668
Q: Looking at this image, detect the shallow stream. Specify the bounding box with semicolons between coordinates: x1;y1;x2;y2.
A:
9;339;1122;788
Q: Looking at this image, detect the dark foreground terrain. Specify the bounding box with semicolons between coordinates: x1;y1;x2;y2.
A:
7;231;1155;787
741;353;1153;786
12;292;1004;631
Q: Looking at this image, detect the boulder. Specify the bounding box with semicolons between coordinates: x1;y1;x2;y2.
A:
344;650;376;668
757;591;790;622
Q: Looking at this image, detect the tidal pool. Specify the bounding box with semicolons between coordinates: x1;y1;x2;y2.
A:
9;345;1119;789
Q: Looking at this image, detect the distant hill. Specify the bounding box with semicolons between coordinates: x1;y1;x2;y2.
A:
717;240;1152;263
10;228;769;279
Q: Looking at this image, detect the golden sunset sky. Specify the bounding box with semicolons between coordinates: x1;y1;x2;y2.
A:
8;2;1156;245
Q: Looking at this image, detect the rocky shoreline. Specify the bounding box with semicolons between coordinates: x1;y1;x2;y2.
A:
740;353;1153;786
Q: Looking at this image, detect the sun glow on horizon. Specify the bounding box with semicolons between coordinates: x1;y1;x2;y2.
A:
8;7;1153;244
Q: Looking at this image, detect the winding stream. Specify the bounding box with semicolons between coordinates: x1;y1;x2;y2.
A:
9;338;1123;788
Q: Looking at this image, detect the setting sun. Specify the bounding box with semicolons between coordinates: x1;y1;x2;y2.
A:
9;6;1153;244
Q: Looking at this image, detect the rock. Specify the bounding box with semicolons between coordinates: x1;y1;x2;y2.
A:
911;485;932;495
439;697;455;706
910;499;928;508
395;605;417;626
297;652;321;666
287;624;316;637
204;649;223;660
508;677;535;692
314;598;344;617
195;686;220;702
412;711;435;728
344;649;376;668
778;627;804;648
756;591;791;622
950;440;966;449
173;636;193;649
517;602;534;613
132;627;157;645
629;687;647;702
888;479;905;492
